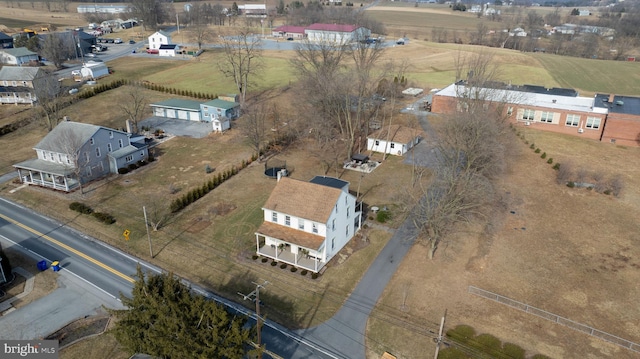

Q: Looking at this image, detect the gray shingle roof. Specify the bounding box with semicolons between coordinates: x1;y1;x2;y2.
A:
0;47;37;57
35;121;129;153
0;67;41;81
150;99;202;111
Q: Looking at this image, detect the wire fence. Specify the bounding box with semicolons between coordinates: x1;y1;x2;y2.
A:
468;286;640;354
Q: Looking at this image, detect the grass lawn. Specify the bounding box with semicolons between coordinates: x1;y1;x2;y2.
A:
366;122;640;359
59;332;128;359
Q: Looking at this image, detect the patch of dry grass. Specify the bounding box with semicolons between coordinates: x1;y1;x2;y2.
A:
367;128;640;359
59;331;128;359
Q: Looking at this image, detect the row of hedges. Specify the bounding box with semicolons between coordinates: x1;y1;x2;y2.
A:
442;325;550;359
0;117;32;137
169;153;259;213
118;157;153;175
77;79;219;101
69;202;116;225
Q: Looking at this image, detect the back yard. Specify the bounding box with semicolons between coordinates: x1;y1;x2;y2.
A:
366;121;640;359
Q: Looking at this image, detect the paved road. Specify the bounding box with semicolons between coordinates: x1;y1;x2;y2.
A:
0;197;338;358
0;235;124;340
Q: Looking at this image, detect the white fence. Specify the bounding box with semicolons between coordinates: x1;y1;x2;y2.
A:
468;286;640;354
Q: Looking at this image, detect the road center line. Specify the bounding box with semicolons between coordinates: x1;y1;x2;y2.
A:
0;213;135;283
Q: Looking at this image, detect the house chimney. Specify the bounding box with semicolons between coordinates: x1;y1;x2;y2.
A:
608;94;615;103
125;119;132;133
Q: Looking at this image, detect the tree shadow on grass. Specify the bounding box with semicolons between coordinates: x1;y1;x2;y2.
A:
217;270;299;328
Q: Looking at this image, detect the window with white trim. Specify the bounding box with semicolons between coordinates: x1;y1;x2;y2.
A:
272;212;277;222
540;111;554;123
565;114;580;127
298;219;304;230
586;117;601;129
375;140;380;146
125;155;133;162
522;109;535;121
345;225;349;236
107;143;112;152
95;147;101;157
312;223;318;234
90;138;95;145
118;139;123;148
390;143;395;149
285;215;291;226
84;152;90;162
332;219;336;231
331;238;335;250
507;107;513;116
109;131;114;139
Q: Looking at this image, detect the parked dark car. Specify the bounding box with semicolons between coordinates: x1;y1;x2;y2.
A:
129;39;136;44
106;38;115;43
97;38;104;43
286;37;294;41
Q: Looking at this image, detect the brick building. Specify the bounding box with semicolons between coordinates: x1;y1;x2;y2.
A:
431;82;640;146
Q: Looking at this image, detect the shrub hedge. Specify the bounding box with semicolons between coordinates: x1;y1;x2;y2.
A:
69;202;93;214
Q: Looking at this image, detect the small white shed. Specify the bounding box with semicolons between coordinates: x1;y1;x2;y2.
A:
367;125;422;156
159;44;179;57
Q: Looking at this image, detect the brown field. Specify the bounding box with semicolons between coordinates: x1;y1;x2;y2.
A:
2;3;640;358
366;121;640;359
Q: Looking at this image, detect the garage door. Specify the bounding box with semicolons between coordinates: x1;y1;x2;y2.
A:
178;110;189;120
154;107;164;117
166;109;177;118
189;111;200;121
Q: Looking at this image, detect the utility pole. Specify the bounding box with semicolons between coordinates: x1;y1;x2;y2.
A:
142;206;153;258
238;280;269;358
434;309;447;359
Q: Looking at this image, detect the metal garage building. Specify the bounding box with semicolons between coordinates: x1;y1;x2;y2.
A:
150;99;202;122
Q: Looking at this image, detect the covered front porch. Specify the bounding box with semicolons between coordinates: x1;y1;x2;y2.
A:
255;221;327;273
256;242;325;273
13;159;79;192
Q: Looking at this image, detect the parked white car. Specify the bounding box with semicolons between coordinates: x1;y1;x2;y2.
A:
114;38;123;44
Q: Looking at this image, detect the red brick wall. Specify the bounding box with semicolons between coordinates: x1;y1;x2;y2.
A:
601;113;640;147
431;94;605;142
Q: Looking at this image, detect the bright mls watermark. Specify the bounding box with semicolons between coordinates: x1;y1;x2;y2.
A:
2;340;58;358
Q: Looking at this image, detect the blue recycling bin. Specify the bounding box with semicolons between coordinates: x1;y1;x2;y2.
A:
51;261;60;272
37;260;48;271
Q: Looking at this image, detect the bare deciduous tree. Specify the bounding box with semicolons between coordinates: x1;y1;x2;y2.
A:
218;30;262;104
241;103;268;158
56;125;89;194
190;3;215;50
33;70;65;131
119;85;149;134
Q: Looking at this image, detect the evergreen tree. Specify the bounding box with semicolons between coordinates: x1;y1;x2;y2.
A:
109;266;253;358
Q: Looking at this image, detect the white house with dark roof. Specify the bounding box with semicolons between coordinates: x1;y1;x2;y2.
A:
13;120;148;191
367;125;422;156
148;30;172;50
255;176;362;273
0;66;45;105
305;23;370;43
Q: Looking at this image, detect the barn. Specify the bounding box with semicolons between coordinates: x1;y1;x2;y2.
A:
150;99;202;122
